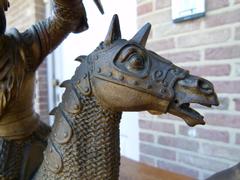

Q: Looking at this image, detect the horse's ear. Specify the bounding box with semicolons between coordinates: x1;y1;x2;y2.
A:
104;14;121;46
131;23;151;47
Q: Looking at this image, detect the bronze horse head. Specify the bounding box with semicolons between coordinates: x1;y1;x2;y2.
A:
74;15;219;127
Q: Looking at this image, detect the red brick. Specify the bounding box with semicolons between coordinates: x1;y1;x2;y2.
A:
39;84;48;90
156;0;171;9
201;143;240;161
38;69;47;75
140;143;176;160
179;126;229;143
39;90;48;95
139;132;154;142
38;96;48;101
205;113;240;129
184;64;231;77
157;160;199;178
178;152;230;172
147;38;175;52
205;45;240;60
39;106;48;110
206;0;229;11
157;135;199;151
205;9;240;28
161;51;201;63
137;2;153;16
139;120;175;134
236;134;240;144
155;19;201;38
138;9;171;27
159;114;183;121
236;26;240;40
213;80;240;94
38;76;47;82
177;29;230;48
234;98;240;111
139;154;155;166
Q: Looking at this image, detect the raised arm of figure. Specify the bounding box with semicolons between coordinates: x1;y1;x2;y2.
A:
20;0;89;71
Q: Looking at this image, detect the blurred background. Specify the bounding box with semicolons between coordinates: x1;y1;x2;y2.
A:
6;0;240;179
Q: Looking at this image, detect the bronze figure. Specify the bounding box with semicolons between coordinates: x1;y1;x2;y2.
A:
0;0;103;179
33;15;219;179
0;0;223;179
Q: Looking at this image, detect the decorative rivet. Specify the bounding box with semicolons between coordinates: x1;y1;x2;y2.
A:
63;132;68;138
161;88;167;93
108;72;112;77
97;68;101;73
74;105;79;110
155;70;162;78
84;87;89;92
119;75;124;81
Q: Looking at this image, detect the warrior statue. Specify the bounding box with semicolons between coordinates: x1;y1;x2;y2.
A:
0;0;235;179
0;0;103;179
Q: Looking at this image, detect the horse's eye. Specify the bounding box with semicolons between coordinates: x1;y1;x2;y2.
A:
128;54;145;70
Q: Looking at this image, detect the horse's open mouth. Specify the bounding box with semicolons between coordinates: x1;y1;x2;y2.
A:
179;103;204;121
168;101;217;127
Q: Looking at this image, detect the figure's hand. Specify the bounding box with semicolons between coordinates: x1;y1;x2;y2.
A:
53;0;104;33
0;0;9;11
72;0;104;33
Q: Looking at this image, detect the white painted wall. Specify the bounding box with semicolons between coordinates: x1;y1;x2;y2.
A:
50;0;139;161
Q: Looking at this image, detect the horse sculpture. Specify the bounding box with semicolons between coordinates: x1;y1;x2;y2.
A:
32;15;219;179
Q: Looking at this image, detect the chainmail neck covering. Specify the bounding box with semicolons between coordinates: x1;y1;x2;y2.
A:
35;84;122;179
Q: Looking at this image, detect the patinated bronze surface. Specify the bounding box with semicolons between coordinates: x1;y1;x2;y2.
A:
34;15;219;179
0;0;103;179
0;0;223;179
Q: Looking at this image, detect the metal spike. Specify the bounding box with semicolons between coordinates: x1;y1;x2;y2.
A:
49;107;58;115
104;14;121;46
93;0;104;14
131;23;151;47
75;55;87;63
60;80;71;88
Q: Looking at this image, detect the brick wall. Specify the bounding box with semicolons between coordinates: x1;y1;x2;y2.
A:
6;0;49;123
137;0;240;179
